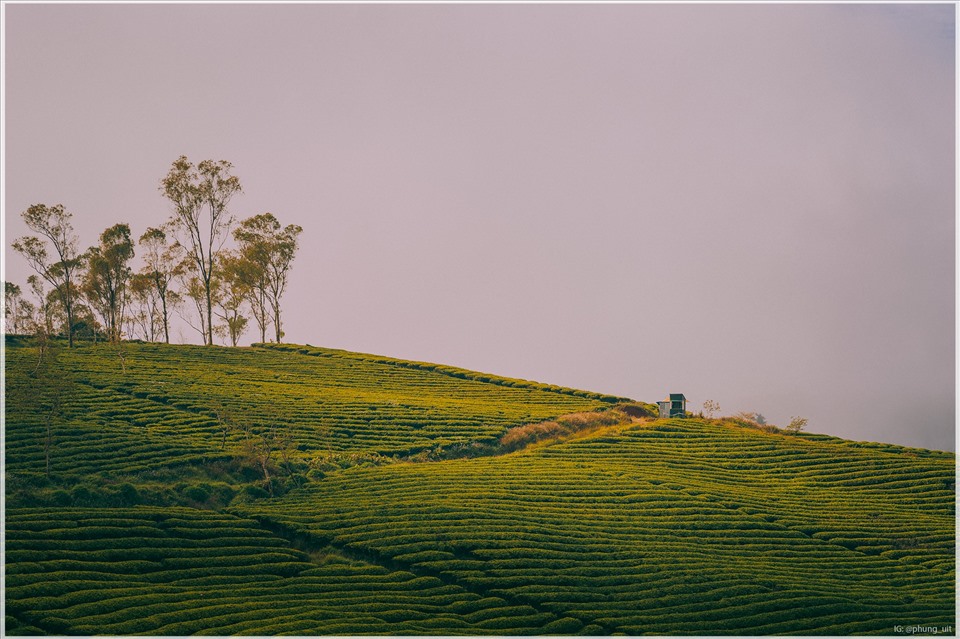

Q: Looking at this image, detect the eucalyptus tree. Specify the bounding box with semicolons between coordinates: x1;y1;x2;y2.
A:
175;257;215;344
5;282;24;334
138;225;182;343
13;205;85;347
26;275;54;337
216;250;251;347
4;281;40;336
125;275;150;341
228;235;269;343
160;156;242;345
233;213;302;343
128;273;165;342
84;223;135;343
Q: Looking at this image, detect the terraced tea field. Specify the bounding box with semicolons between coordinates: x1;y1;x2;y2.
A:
241;419;955;635
4;338;956;635
5;339;616;486
6;507;558;635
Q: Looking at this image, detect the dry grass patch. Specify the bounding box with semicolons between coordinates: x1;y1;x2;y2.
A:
499;410;629;452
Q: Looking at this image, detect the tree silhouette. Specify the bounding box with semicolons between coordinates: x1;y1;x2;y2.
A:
160;156;241;345
137;225;182;344
12;204;84;346
233;213;302;343
84;223;135;343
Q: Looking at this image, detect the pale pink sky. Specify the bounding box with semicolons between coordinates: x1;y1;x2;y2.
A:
3;4;955;450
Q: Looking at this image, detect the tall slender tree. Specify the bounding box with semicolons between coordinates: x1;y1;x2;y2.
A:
84;223;135;343
216;250;251;347
233;213;302;343
175;257;214;344
5;282;23;334
228;240;270;343
12;204;84;347
137;225;182;344
26;275;54;337
160;156;241;345
128;273;163;342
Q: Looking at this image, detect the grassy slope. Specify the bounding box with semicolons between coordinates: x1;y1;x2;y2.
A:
4;339;956;635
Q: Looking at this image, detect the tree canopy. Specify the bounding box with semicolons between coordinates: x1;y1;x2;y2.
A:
10;157;305;346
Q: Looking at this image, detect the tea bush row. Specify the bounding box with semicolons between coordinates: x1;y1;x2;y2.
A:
5;507;575;636
241;419;954;635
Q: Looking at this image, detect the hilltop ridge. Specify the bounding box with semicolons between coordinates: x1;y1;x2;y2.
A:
257;342;631;404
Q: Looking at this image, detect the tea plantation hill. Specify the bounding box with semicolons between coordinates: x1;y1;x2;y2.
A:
5;338;956;635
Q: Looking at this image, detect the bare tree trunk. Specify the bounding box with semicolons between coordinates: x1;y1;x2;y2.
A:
205;283;214;346
65;297;74;348
161;293;170;344
259;292;267;343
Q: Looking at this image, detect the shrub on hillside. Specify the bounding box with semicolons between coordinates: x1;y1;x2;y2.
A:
729;412;781;434
241;485;270;500
310;451;393;471
116;483;141;506
617;402;658;419
69;485;94;505
182;484;210;503
787;416;808;434
50;490;72;506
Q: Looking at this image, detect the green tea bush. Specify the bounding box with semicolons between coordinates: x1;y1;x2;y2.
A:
476;612;554;630
578;623;605;635
541;616;584;633
182;483;210;502
69;485;94;504
5;616;44;636
241;484;269;500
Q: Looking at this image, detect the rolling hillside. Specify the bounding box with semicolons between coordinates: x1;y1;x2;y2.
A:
4;338;956;635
